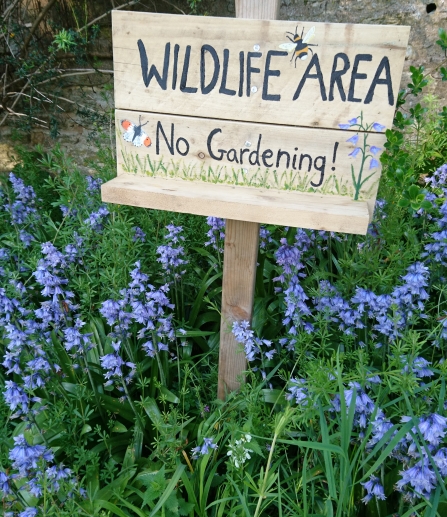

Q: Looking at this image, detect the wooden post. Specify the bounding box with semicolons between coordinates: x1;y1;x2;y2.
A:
217;0;280;400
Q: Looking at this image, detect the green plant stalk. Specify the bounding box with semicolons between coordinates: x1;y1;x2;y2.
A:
253;409;293;517
121;378;146;433
353;133;368;201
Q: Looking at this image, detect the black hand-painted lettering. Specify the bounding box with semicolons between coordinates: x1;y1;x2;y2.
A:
249;134;262;165
364;56;394;105
311;156;326;187
292;54;327;101
219;49;236;96
176;137;190;156
276;149;290;169
262;149;274;168
348;54;372;103
238;51;245;97
138;40;170;90
156;121;175;155
207;128;224;161
329;53;350;101
201;44;220;95
262;50;287;101
299;154;312;172
240;148;250;164
172;44;180;90
180;45;198;94
247;52;262;97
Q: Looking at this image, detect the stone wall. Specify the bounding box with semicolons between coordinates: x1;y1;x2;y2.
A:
1;0;446;171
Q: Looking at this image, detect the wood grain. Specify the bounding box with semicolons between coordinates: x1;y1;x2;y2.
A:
101;173;371;233
116;109;386;201
218;219;259;398
112;10;410;130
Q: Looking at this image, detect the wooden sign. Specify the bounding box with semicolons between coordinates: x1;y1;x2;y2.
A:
112;12;408;130
101;2;410;400
103;11;410;234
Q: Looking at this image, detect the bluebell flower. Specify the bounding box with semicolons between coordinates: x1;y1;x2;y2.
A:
286;378;311;406
60;205;78;218
232;320;260;361
191;437;218;459
259;225;272;250
396;461;436;498
433;448;447;476
19;230;35;248
346;134;359;145
205;217;225;251
84;205;109;232
338;123;351;129
368;410;395;448
0;471;11;495
361;475;386;503
371;122;386;132
100;342;136;387
425;163;447;188
3;380;30;416
157;225;188;277
86;175;103;193
349;147;361;158
332;382;375;429
348;117;359;125
19;508;38;517
132;226;146;242
63;318;94;356
411;357;434;378
27;477;43;497
5;173;38;225
9;434;54;476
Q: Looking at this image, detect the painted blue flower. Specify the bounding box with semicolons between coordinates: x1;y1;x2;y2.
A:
371;122;386;132
349;147;361;158
346;134;359;145
348;117;359;125
338;123;351;129
369;145;382;155
369;158;379;169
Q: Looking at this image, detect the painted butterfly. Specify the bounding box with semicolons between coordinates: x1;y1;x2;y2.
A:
121;115;152;147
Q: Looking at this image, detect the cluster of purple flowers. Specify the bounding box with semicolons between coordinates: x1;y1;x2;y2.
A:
1;434;77;509
286;378;311;406
156;224;188;278
99;261;175;387
205;217;225;251
84;205;109;232
133;226;146;242
232;320;274;362
191;437;218;459
4;173;38;225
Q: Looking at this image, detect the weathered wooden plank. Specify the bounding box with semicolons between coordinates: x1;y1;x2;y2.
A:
112;11;410;130
218;218;259;398
116;109;386;202
100;171;371;234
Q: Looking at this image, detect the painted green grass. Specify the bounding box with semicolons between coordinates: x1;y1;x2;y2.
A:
120;146;378;200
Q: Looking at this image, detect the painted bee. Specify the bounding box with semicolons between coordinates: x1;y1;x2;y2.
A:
279;26;317;67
